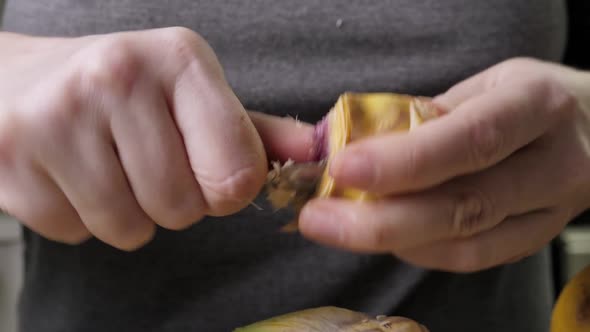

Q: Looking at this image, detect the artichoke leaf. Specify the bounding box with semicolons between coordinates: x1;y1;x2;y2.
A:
264;92;443;230
234;306;429;332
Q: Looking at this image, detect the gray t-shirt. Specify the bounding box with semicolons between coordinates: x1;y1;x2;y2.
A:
1;1;567;331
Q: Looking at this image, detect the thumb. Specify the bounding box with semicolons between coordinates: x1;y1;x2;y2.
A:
248;111;316;164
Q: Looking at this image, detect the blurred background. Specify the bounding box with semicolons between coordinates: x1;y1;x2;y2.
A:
0;1;589;332
0;215;22;332
0;0;20;326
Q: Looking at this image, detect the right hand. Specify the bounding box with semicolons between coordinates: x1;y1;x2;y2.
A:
0;27;314;250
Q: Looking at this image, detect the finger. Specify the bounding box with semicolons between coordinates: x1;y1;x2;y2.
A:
138;27;268;216
45;129;156;251
395;208;567;273
431;65;497;110
248;111;316;163
110;76;206;231
0;114;89;244
0;162;90;245
299;194;500;254
330;77;571;195
446;143;561;217
432;58;554;111
299;197;443;254
173;79;267;216
299;145;557;253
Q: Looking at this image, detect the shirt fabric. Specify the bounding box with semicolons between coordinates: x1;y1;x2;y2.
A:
1;1;568;331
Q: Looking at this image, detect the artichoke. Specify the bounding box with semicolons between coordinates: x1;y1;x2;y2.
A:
265;92;442;230
260;94;439;330
233;306;429;332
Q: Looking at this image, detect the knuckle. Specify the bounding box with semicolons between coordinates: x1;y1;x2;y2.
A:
448;188;494;237
161;27;222;78
73;191;155;250
492;57;541;88
531;77;578;121
58;229;92;245
114;232;154;252
555;90;579;122
163;26;207;48
22;209;90;245
164;28;205;64
147;194;206;231
198;165;264;213
95;216;155;252
507;69;578;124
404;143;426;185
465;115;504;168
76;36;142;98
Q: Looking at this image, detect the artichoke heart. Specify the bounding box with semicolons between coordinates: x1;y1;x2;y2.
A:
233;306;429;332
265;92;442;227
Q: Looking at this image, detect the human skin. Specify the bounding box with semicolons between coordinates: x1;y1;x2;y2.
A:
0;27;313;251
299;58;590;273
2;28;589;274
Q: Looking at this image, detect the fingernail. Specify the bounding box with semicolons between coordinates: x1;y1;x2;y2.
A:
299;201;343;243
330;151;373;187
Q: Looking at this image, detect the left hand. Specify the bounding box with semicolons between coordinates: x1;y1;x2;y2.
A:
298;57;590;272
